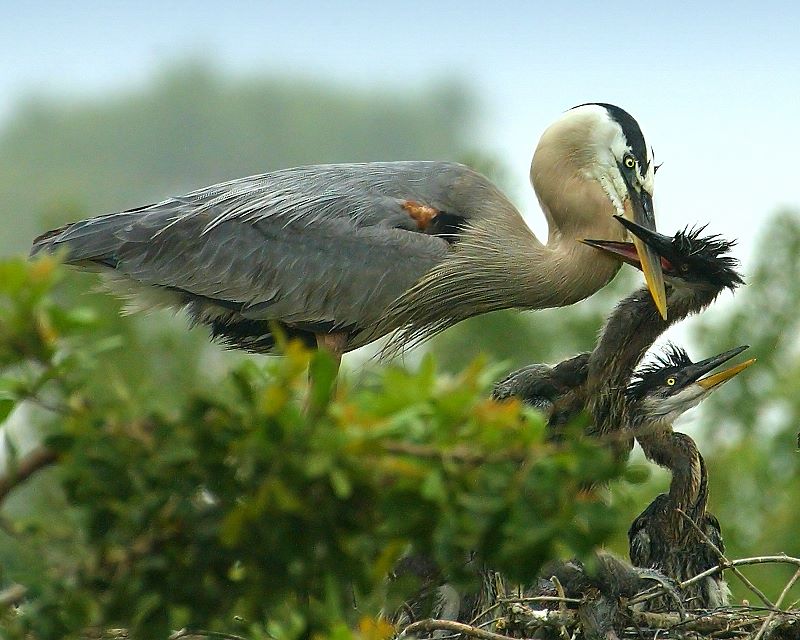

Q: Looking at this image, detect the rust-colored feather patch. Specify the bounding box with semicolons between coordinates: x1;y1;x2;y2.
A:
401;200;438;231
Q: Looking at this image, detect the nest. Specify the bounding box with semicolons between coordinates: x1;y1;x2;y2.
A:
395;555;800;640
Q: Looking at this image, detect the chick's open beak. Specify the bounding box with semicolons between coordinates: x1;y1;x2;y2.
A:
673;344;756;391
581;214;674;304
696;356;757;389
624;189;667;320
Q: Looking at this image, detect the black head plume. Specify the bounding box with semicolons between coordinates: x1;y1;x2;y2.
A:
627;343;692;401
570;103;649;170
668;225;743;289
598;217;745;291
637;343;694;376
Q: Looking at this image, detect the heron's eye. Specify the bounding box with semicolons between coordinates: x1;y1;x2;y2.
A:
680;263;690;273
666;377;676;386
624;155;636;170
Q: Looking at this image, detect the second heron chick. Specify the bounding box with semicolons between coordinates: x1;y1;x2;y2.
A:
627;343;755;610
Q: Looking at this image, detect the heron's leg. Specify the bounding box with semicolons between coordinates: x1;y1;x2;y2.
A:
314;332;348;371
303;332;348;415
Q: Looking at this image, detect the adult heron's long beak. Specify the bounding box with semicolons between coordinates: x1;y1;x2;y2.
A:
623;189;667;320
582;216;674;310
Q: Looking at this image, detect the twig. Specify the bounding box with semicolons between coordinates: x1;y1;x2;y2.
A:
404;603;800;639
467;600;503;627
549;575;571;640
168;629;249;640
683;555;800;589
677;510;776;610
398;618;524;640
752;567;800;640
0;583;26;607
627;555;800;608
0;446;59;504
500;596;582;605
381;441;526;464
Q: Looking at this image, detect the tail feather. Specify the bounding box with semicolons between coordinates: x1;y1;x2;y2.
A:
30;211;147;267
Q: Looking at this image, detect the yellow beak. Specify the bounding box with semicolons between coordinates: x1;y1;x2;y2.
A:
697;358;757;389
623;195;668;320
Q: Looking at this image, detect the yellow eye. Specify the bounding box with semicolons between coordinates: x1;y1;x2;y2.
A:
624;155;636;169
666;377;676;386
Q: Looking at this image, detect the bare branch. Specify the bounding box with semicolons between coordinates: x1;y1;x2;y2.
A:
0;446;58;504
500;595;582;605
0;583;26;607
753;567;800;640
398;618;527;640
677;509;776;610
630;555;800;609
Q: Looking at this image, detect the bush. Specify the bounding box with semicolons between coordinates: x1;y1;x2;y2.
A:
0;257;630;639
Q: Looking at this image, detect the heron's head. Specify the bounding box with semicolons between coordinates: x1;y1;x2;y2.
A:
627;344;755;430
532;103;666;318
584;218;744;292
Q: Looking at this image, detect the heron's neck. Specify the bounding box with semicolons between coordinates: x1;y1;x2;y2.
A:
463;207;625;310
588;279;724;422
637;429;706;513
374;198;626;353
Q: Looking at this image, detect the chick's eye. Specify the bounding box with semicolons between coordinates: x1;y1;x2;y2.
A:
680;263;690;272
624;155;636;169
666;377;676;386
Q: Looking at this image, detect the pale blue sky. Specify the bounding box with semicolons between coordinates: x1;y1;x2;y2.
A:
1;0;798;266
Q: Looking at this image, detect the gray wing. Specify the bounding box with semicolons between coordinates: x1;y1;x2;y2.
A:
628;494;668;569
31;161;490;333
492;353;590;409
492;364;555;404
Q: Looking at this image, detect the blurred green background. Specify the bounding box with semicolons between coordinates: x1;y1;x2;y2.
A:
0;53;798;637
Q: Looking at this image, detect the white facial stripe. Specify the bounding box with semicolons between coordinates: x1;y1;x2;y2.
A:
569;106;631;212
579;105;655;197
642;146;655;193
560;104;654;209
597;174;626;217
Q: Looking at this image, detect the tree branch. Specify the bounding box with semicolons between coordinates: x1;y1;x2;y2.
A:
753;567;800;640
0;446;59;504
0;583;26;607
677;509;776;610
398;618;523;640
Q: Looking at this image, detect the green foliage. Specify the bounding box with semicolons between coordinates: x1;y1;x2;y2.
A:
0;257;628;639
688;210;800;603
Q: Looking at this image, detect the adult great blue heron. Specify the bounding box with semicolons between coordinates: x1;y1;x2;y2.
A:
30;104;665;367
627;344;755;610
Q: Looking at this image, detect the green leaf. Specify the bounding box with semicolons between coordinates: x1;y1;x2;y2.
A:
0;398;15;423
329;468;352;499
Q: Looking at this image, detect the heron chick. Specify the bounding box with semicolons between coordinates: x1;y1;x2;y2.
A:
31;104;665;368
497;218;742;461
627;344;755;610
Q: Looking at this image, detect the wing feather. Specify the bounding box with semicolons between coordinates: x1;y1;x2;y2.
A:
31;161;491;332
